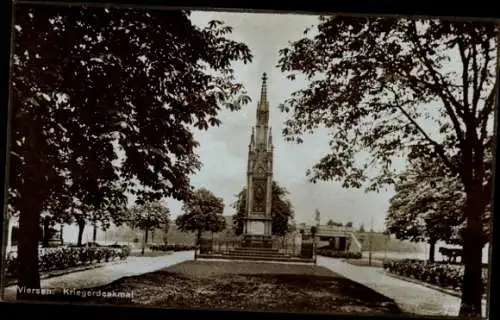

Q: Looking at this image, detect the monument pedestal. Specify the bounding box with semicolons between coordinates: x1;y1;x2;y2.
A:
243;217;273;248
242;234;273;248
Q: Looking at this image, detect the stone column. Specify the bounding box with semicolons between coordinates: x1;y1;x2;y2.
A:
247;180;254;216
265;174;272;236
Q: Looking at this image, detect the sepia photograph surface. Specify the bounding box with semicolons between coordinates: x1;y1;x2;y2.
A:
1;2;497;319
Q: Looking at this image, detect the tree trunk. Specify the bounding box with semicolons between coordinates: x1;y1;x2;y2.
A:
196;230;202;248
428;238;436;263
141;229;149;255
59;224;64;245
16;197;43;296
77;220;85;246
42;218;50;248
459;189;488;317
92;222;97;242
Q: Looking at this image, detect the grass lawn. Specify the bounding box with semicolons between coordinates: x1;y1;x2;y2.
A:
37;260;401;315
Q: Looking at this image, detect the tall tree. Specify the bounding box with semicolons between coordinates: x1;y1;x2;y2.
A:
386;160;468;262
232;181;295;236
129;201;170;255
175;188;226;247
10;4;252;293
277;17;496;316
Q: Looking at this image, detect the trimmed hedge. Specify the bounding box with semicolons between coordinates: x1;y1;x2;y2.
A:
149;244;197;252
383;259;488;294
5;246;131;277
317;249;362;259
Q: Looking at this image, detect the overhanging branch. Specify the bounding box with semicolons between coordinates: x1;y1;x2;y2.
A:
408;22;468;149
388;90;460;175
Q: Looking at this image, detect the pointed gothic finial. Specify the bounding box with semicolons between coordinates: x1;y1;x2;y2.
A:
260;72;268;106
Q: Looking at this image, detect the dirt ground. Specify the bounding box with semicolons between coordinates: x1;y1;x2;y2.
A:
35;260;401;315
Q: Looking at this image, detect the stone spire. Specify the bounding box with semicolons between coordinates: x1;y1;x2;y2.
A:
242;72;274;248
255;73;270;148
257;73;269;123
259;72;268;110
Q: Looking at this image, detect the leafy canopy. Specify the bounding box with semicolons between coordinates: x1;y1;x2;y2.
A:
10;5;253;220
129;201;170;231
278;18;496;315
175;188;226;235
387;158;491;246
277;17;496;193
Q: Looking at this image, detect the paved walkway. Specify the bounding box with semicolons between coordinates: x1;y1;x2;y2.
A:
4;251;194;300
317;256;487;317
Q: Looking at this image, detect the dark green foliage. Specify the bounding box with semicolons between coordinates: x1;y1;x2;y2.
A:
383;259;488;295
386;157;491;262
277;16;496;316
5;246;130;279
11;4;252;290
129;201;170;232
175;188;226;245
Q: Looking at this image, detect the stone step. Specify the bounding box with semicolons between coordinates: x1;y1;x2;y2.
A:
235;246;279;250
226;251;285;258
231;249;279;254
198;253;314;264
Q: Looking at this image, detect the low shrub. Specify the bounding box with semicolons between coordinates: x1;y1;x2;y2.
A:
317;249;362;259
383;259;488;294
5;246;131;277
149;244;196;252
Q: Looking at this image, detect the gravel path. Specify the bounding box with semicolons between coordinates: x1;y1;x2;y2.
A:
317;256;487;317
4;251;194;300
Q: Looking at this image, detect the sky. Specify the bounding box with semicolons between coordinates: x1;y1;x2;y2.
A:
161;10;400;231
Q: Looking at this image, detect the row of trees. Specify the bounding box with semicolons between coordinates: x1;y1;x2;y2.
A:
135;182;296;248
34;181;295;253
